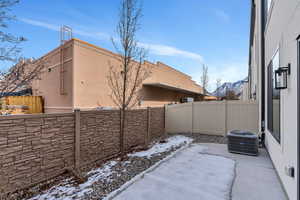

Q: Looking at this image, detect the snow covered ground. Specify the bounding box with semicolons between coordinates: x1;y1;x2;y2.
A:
29;161;118;200
129;135;193;158
112;145;236;200
28;135;192;200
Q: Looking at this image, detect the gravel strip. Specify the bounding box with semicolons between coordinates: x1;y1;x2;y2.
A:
82;147;180;200
169;133;227;144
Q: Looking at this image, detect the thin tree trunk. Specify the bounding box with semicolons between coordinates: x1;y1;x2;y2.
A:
120;107;125;158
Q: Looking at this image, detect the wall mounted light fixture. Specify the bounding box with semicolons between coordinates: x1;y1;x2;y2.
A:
275;63;291;89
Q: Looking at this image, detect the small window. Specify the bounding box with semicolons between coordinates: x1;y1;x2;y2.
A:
48;68;52;72
267;49;280;143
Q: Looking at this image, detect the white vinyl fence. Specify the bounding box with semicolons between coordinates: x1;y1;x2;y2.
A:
165;101;259;136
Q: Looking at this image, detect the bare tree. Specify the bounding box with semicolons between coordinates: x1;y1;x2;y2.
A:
200;64;209;96
0;1;46;97
107;0;150;157
0;58;45;97
0;0;26;62
216;78;222;97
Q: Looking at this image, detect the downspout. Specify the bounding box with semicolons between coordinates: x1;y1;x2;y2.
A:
248;0;255;100
60;44;65;95
260;0;266;146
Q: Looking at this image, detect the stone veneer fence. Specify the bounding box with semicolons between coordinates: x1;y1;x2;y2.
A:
0;107;165;195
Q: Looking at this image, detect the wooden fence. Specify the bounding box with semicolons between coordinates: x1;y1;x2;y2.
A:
165;101;259;136
2;96;44;114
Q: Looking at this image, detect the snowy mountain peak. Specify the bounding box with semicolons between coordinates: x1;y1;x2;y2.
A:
212;77;247;97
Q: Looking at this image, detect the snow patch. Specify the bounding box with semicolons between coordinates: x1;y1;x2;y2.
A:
28;161;118;200
28;136;193;200
129;135;193;158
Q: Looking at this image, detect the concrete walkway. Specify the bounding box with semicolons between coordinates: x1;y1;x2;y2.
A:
111;144;287;200
200;143;287;200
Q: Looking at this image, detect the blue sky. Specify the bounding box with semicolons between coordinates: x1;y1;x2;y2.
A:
6;0;250;92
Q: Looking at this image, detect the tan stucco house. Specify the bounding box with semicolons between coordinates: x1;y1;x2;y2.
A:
31;38;203;113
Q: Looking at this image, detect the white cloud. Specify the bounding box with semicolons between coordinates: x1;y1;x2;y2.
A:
214;9;230;22
20;18;204;62
139;43;203;62
20;18;110;41
20;18;60;31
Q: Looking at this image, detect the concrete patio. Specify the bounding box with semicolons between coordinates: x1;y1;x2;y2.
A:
200;143;287;200
109;143;287;200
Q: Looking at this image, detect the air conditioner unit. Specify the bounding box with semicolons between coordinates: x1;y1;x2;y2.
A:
227;130;258;156
180;97;194;103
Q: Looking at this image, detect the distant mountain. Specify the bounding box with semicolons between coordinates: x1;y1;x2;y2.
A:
212;77;248;97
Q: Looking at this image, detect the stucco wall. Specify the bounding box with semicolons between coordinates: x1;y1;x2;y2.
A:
72;39;117;109
263;0;299;199
72;39;202;109
143;61;203;94
31;39;202;112
141;85;200;107
31;40;74;113
249;0;264;132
